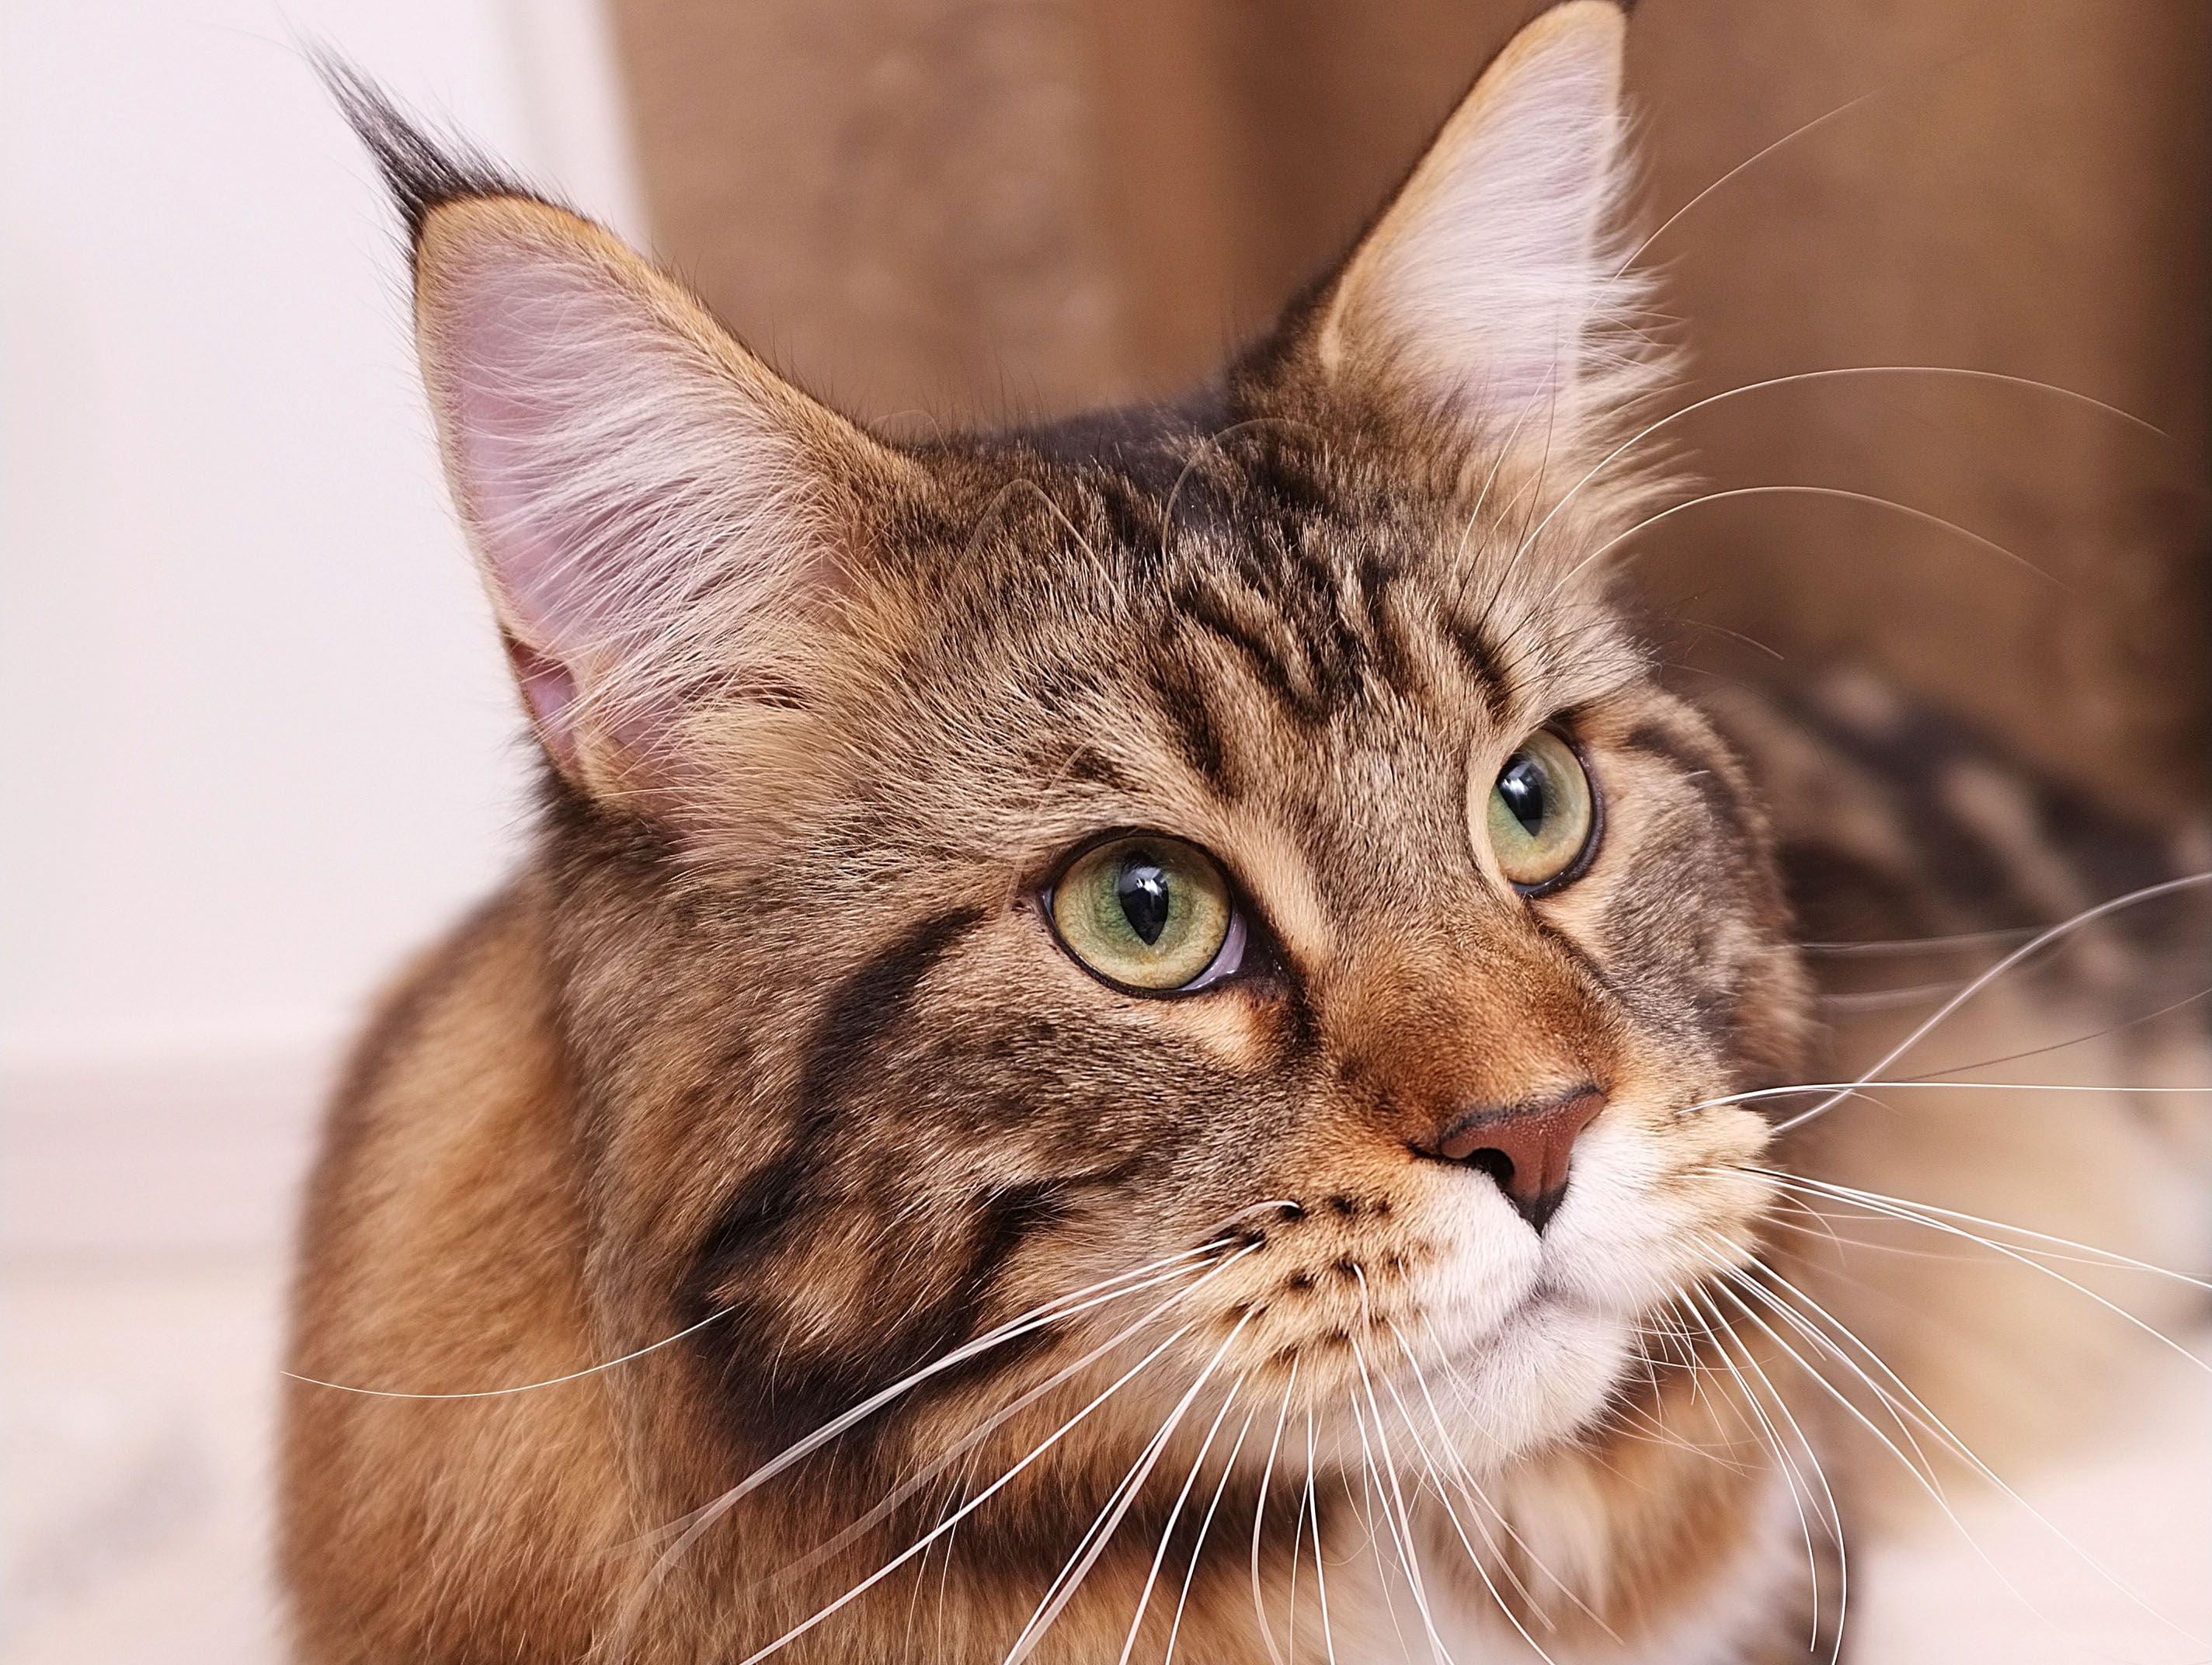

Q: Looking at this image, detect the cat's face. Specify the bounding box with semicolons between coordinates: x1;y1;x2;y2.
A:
379;0;1807;1495
628;414;1804;1488
664;440;1794;1489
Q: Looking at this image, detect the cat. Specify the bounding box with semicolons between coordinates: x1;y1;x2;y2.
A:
282;5;2210;1660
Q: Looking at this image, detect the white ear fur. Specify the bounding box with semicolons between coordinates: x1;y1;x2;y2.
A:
1316;2;1638;433
414;200;878;794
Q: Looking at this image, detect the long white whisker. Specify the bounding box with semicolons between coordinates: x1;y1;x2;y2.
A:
284;1304;739;1400
785;1258;1246;1575
1685;1281;1845;1657
1691;1270;2036;1612
1770;871;2212;1133
1387;1320;1603;1653
1565;482;2064;595
1307;1408;1340;1665
348;1232;1223;1409
1337;1399;1403;1656
651;1208;1296;1569
1711;1261;1941;1486
1685;1073;2212;1121
1163;1402;1258;1665
1250;1363;1299;1665
711;1246;1261;1665
1382;1321;1560;1622
1801;926;2047;957
1113;1378;1247;1665
1348;1338;1457;1665
1003;1309;1257;1665
1515;363;2167;581
1614;88;1891;273
1707;1264;2194;1645
1758;1170;2212;1294
1908;981;2212;1083
1755;1175;2212;1366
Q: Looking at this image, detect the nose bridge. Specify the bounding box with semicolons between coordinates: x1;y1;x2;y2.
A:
1341;933;1603;1112
1333;930;1614;1230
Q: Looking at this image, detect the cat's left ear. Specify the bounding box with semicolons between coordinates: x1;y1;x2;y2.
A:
1302;1;1640;438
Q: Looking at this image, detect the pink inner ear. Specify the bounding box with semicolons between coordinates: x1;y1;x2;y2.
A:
443;255;628;652
503;634;581;767
424;214;837;783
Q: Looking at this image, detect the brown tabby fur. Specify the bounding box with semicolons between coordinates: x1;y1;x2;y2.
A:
282;9;2208;1662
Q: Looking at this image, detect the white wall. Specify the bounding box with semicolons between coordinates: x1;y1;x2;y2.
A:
1;0;643;1248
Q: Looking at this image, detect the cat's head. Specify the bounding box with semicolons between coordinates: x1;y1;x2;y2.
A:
353;0;1806;1496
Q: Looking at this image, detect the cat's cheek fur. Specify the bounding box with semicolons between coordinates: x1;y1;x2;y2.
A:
1542;1103;1779;1316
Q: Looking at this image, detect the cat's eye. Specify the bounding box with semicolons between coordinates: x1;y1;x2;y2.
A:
1481;728;1598;892
1046;834;1246;994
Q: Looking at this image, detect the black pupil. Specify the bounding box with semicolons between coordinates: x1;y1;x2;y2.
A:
1497;754;1549;835
1116;857;1173;945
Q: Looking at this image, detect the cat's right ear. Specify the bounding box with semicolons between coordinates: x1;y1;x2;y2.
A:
335;76;911;803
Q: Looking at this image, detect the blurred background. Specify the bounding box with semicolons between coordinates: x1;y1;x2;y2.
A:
3;1;2206;1660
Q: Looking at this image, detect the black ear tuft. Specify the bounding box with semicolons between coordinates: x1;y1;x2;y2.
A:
314;54;551;247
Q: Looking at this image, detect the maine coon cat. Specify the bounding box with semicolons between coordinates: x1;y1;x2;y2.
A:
282;5;2210;1660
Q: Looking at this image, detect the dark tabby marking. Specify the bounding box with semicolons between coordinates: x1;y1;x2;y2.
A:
282;10;2207;1665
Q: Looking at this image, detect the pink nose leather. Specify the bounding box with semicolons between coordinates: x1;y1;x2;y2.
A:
1424;1088;1605;1231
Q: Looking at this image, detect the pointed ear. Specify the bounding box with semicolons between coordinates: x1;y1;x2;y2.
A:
1309;2;1641;437
339;82;909;802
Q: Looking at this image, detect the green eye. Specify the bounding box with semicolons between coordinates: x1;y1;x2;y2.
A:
1483;728;1598;892
1048;835;1243;993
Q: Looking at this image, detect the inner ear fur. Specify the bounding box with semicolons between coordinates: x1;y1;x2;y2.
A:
1301;2;1651;450
409;192;917;805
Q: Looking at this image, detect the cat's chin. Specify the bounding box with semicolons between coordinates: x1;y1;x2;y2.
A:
1427;1291;1638;1467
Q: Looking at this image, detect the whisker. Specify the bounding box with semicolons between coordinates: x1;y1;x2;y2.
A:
1761;1208;1979;1267
1684;1075;2212;1122
1615;87;1894;273
1338;1401;1418;1658
1754;1170;2212;1295
1306;1409;1340;1665
1819;980;1975;1013
1567;482;2068;596
1717;1251;2207;1648
663;1245;1261;1665
1250;1364;1299;1665
1163;1402;1258;1665
1684;1281;1846;1656
1706;1264;1989;1517
1696;1267;2050;1621
1517;363;2169;586
1001;1309;1257;1664
1402;1316;1596;1604
1112;1378;1247;1665
1801;926;2047;958
284;1302;741;1401
1386;1319;1614;1647
291;1229;1231;1402
1903;981;2212;1083
1159;417;1322;568
1769;871;2212;1134
778;1257;1235;1579
1348;1340;1458;1664
1381;1327;1549;1618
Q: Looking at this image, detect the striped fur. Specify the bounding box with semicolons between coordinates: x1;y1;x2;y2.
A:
282;9;2207;1663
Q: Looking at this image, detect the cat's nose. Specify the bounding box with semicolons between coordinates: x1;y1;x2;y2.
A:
1414;1087;1606;1232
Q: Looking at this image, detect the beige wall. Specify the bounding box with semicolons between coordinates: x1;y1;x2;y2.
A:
610;0;2210;816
